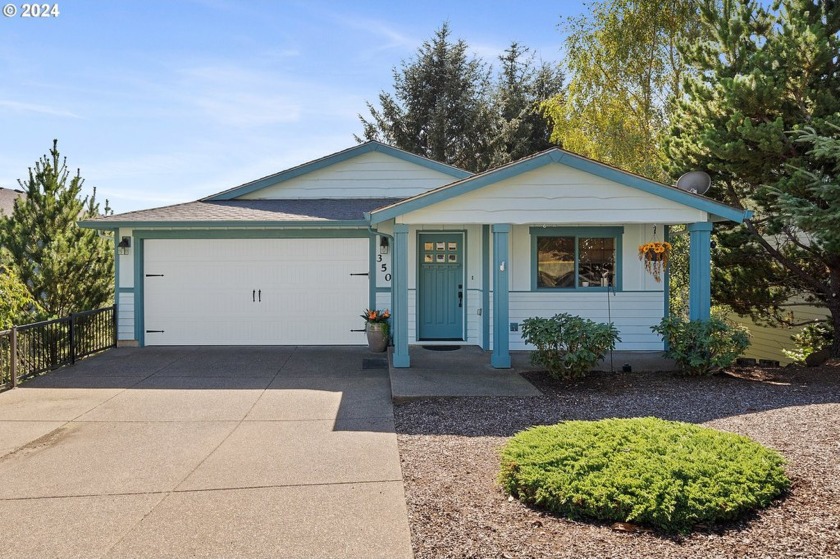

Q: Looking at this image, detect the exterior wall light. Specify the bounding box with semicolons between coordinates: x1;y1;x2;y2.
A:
379;236;389;254
117;236;131;255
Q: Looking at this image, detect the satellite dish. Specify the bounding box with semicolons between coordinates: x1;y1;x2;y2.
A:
676;171;712;195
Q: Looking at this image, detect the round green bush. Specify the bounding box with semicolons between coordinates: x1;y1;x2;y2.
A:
499;417;789;534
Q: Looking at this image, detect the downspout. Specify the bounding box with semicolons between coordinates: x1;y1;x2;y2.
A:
367;220;395;345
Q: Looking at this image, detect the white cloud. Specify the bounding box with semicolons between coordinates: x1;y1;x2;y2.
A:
319;10;419;56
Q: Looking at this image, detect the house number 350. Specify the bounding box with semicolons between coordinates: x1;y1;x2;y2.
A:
377;255;392;282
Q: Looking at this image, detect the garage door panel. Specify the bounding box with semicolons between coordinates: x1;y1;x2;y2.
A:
144;238;369;345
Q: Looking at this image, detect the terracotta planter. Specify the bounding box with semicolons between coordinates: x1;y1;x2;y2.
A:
366;323;389;352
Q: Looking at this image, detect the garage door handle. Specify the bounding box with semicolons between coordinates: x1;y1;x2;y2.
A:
252;290;255;302
350;328;366;332
350;272;369;276
146;330;164;333
146;274;164;277
258;289;261;302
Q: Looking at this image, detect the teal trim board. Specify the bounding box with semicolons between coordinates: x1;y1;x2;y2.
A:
530;227;624;292
134;237;144;346
80;220;370;230
481;225;490;350
687;222;713;321
112;228;119;307
551;152;749;223
369;234;377;310
491;224;511;368
131;229;369;240
663;225;671;351
203;141;469;201
392;225;410;367
370;154;550;224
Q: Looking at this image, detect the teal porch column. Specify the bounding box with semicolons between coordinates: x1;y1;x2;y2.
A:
687;222;713;321
491;224;511;368
392;224;410;368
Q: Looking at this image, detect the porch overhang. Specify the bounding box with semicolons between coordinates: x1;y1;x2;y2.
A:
369;149;751;226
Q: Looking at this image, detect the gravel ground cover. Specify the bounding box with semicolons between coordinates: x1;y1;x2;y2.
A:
394;365;840;558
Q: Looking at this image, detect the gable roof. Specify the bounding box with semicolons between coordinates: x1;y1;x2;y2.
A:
369;148;751;224
79;198;402;229
203;141;471;201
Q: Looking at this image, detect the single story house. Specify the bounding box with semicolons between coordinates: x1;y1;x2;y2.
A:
80;141;750;368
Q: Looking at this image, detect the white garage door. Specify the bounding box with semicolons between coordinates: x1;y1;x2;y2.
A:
143;238;369;345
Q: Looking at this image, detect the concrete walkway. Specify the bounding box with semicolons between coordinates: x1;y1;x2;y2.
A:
389;346;543;400
388;346;677;400
0;347;412;559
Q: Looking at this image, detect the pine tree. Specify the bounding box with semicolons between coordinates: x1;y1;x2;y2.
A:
664;0;840;355
491;42;564;166
358;23;496;172
0;140;114;320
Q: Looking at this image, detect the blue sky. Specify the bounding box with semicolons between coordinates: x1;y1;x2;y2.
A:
1;1;585;213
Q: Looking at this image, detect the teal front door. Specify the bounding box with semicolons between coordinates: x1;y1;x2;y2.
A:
418;233;464;340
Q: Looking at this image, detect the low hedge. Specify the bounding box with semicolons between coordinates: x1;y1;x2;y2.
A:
499;417;789;534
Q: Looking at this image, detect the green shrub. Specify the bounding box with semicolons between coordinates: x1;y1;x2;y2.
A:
520;314;620;380
783;321;833;364
651;316;749;375
499;417;789;534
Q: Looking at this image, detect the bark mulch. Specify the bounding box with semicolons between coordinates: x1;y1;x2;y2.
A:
394;364;840;558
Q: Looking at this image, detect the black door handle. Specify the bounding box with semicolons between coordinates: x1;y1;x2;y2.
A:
258;289;261;302
458;291;463;308
252;289;255;302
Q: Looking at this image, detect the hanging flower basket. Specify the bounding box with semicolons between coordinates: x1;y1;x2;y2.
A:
638;241;672;283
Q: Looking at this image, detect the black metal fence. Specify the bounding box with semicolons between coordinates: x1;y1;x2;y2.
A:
1;305;116;389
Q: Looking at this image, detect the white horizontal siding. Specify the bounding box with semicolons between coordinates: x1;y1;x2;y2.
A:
509;291;665;351
240;151;457;200
117;292;135;341
400;163;707;225
376;291;392;313
466;288;482;345
407;288;417;342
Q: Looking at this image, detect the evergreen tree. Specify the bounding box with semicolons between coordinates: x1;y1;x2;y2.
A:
491;42;564;167
358;23;497;172
0;140;114;320
665;0;840;355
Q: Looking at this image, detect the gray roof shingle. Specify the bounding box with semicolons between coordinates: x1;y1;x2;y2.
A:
87;198;405;224
0;187;25;216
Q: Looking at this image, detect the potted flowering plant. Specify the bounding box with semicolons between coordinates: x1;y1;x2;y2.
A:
361;308;390;352
638;241;672;282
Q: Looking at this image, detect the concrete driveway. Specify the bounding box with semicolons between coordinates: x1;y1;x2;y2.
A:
0;347;412;559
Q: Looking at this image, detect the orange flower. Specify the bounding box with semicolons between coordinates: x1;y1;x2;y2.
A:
362;308;391;324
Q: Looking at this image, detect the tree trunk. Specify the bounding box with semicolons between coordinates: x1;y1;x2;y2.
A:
831;301;840;358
